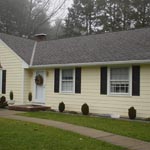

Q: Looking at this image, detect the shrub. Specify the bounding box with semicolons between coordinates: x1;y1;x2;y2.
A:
145;117;150;121
58;102;65;112
81;103;89;115
0;96;8;108
1;96;6;103
128;107;136;119
10;91;14;100
28;92;32;102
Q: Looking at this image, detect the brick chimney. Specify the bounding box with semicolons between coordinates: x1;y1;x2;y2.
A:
34;33;47;42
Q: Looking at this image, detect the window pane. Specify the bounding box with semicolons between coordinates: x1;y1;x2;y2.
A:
61;69;74;92
109;67;130;94
62;81;73;92
110;68;129;80
110;81;129;93
62;69;73;80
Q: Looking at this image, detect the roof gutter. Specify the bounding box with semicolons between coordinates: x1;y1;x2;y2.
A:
29;59;150;69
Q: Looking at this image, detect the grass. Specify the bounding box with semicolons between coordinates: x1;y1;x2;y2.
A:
20;111;150;142
0;118;125;150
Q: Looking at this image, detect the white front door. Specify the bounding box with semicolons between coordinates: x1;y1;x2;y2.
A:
34;71;45;104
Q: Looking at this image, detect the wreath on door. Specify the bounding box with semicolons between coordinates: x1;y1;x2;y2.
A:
35;74;43;86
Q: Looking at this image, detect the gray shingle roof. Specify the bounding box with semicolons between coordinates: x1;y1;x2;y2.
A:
33;28;150;65
0;28;150;66
0;33;35;64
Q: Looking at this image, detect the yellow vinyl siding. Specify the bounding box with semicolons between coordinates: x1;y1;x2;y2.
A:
42;65;150;118
23;69;32;104
0;40;24;104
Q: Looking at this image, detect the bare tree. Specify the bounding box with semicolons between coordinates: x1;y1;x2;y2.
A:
26;0;67;36
0;0;67;37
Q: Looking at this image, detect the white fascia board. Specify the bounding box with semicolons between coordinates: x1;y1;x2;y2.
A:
0;39;29;69
22;61;29;68
30;60;150;69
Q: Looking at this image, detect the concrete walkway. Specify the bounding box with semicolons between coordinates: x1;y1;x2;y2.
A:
0;109;150;150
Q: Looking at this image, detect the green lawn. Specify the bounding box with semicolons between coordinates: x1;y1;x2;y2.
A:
0;118;125;150
20;111;150;142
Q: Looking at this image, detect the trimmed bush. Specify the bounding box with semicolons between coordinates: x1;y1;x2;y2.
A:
145;117;150;121
81;103;89;115
0;96;8;108
1;96;6;103
10;91;14;100
128;107;136;119
28;92;32;102
58;102;65;112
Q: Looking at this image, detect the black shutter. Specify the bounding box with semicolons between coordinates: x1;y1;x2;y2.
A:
2;70;6;94
101;67;107;94
75;68;81;93
132;66;140;96
54;69;60;93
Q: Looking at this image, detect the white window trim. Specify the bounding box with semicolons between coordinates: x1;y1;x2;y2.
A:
60;68;75;94
0;69;2;94
107;66;132;96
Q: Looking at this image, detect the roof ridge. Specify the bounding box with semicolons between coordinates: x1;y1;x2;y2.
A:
1;27;150;43
30;41;37;66
36;27;150;43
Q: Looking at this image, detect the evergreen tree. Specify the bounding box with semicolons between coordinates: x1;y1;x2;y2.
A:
64;0;82;37
96;0;133;32
64;0;150;37
64;0;97;37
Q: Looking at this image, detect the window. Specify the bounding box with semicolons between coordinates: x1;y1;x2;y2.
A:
0;70;2;93
61;69;74;93
109;67;130;95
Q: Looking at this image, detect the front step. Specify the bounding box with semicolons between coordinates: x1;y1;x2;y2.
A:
8;105;51;111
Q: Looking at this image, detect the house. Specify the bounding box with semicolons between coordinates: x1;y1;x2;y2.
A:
0;28;150;118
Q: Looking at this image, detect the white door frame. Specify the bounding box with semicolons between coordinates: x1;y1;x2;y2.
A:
33;70;46;104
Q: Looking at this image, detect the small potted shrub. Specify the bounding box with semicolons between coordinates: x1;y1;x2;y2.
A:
28;92;32;102
0;96;8;108
10;91;14;101
9;91;14;104
58;102;65;112
81;103;89;115
128;106;136;119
